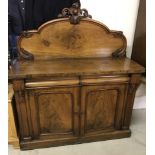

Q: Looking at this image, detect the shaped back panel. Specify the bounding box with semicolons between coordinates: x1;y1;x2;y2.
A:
18;18;127;60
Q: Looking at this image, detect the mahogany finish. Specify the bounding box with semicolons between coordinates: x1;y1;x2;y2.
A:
9;58;144;79
18;19;126;60
9;5;145;150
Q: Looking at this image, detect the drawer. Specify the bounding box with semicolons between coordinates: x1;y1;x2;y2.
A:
81;75;129;85
25;78;79;88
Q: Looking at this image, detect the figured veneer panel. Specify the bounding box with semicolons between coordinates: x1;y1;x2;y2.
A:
38;93;73;134
18;19;126;60
86;89;118;132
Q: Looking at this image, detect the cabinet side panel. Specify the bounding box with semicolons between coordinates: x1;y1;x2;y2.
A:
13;80;31;140
123;74;142;129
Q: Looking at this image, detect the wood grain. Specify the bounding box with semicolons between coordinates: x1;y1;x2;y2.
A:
81;76;129;85
24;86;80;141
25;79;79;88
9;6;145;149
122;74;142;129
38;92;72;133
18;19;126;60
86;89;118;131
9;58;145;80
12;80;31;140
81;84;127;136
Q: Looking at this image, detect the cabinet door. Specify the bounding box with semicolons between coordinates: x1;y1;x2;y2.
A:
80;82;128;136
25;81;80;141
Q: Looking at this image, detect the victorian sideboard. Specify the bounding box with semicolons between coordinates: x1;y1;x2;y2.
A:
9;5;145;150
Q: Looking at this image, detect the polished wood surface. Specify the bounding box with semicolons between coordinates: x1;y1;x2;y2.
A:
8;84;19;148
86;89;117;131
9;58;144;80
82;84;127;135
9;5;145;150
39;92;72;133
11;74;143;150
25;79;79;87
18;18;126;60
34;87;79;137
122;74;142;129
81;76;129;84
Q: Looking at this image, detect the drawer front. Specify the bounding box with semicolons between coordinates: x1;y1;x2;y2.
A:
81;75;129;85
25;78;79;88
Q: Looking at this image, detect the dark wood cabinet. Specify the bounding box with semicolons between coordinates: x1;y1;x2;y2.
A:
9;5;145;150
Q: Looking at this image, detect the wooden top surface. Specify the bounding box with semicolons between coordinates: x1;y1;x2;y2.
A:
9;58;145;80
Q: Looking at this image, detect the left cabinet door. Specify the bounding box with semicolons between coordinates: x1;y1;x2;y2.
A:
21;79;80;148
26;86;80;139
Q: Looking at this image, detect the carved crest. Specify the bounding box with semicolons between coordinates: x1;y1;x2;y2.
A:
17;5;127;60
58;2;92;24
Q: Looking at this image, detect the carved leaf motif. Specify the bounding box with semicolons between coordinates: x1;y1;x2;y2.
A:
58;3;92;24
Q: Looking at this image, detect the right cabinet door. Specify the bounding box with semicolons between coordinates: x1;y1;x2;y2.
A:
81;80;128;136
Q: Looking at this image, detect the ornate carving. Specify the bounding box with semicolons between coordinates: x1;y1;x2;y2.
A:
112;48;126;57
111;31;126;57
17;31;34;60
22;31;33;38
58;2;92;24
17;5;127;59
20;48;34;60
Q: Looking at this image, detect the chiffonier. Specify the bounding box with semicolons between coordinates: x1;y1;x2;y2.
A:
9;5;145;150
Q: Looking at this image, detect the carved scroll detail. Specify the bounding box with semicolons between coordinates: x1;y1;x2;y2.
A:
17;5;127;60
20;48;34;60
58;2;92;24
112;48;126;57
112;31;127;57
22;31;33;38
17;31;34;60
